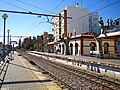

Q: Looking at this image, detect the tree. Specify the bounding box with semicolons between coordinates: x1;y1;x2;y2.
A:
39;35;44;52
99;17;106;34
22;37;30;49
93;17;105;58
61;33;72;55
36;35;42;51
18;38;21;49
33;43;37;49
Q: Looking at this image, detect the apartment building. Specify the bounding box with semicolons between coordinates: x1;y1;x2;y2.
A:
52;4;101;40
89;12;100;34
52;4;90;42
52;4;102;55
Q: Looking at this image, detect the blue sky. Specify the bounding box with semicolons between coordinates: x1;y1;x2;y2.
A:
0;0;120;43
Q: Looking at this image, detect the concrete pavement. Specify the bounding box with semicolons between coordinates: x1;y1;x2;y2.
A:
1;52;61;90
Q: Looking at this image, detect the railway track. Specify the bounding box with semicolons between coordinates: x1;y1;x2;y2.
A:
18;51;120;90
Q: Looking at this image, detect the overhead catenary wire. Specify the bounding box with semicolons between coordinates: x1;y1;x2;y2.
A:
25;0;57;35
0;9;72;18
68;0;120;24
19;0;56;34
1;0;57;35
87;0;104;8
51;0;120;34
0;0;47;36
47;0;58;10
0;35;30;37
1;1;119;38
0;0;65;41
1;0;29;11
33;0;65;25
50;0;64;13
15;0;56;14
1;0;118;26
29;0;65;33
69;0;104;16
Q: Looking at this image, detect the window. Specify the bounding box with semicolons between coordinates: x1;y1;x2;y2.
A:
117;41;120;45
104;43;109;54
116;21;119;25
70;43;73;55
59;45;61;53
62;44;64;54
75;43;78;55
70;33;72;37
90;42;96;51
94;17;98;21
56;31;58;34
94;24;97;27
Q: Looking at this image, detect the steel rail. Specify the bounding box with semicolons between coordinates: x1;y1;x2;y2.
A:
18;51;120;90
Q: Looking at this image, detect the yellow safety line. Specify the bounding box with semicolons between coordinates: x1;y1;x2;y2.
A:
29;69;47;90
18;55;48;90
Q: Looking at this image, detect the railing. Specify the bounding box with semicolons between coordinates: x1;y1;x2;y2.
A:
0;53;13;89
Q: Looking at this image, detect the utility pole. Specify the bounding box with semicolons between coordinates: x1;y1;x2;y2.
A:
74;29;76;56
7;29;10;45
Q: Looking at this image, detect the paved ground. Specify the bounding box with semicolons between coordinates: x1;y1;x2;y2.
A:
1;52;41;90
1;52;61;90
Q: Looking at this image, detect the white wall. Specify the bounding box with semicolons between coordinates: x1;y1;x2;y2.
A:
69;40;80;56
58;40;80;56
66;6;89;35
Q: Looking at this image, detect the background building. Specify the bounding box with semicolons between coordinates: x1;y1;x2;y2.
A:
114;18;120;30
89;12;100;34
52;4;101;54
51;4;120;59
52;4;89;42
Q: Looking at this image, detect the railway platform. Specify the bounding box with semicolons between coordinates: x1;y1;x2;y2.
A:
30;51;120;67
0;52;61;90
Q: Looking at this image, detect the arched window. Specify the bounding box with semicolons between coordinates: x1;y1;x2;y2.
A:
59;45;61;53
104;43;109;54
90;42;96;51
116;40;120;55
70;43;73;55
75;43;78;55
62;44;64;54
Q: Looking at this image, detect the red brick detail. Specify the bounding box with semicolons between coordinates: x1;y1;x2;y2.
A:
80;37;83;55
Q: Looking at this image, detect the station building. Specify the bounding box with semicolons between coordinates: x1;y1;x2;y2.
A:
48;4;120;58
98;18;120;57
54;33;116;58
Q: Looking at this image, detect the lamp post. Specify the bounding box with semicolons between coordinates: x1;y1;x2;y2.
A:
74;29;76;56
2;13;8;61
7;29;10;45
47;38;50;52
